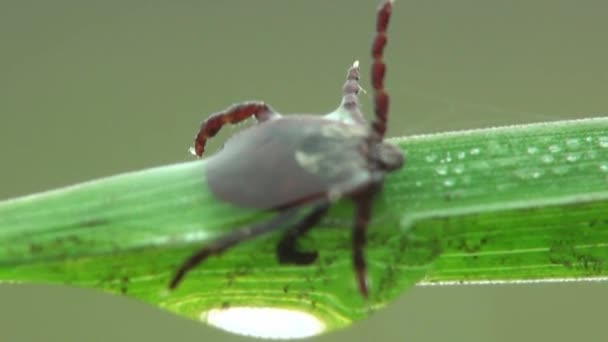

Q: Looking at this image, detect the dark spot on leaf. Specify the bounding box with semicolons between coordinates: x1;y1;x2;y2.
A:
79;218;109;228
29;243;43;254
454;236;488;254
120;276;129;295
322;255;337;266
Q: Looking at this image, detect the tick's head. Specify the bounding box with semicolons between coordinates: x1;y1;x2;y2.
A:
373;141;404;172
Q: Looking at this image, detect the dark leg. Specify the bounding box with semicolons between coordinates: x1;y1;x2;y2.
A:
192;101;279;157
352;184;381;298
168;207;299;290
337;61;366;124
371;0;393;140
277;204;330;265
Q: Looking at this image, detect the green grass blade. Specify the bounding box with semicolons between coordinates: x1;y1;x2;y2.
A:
1;117;607;335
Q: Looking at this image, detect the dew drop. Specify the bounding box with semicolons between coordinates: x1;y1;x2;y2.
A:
598;136;608;148
470;147;481;155
514;168;543;180
565;153;580;162
540;155;554;164
599;163;608;172
472;160;491;171
415;181;423;187
527;146;539;155
443;178;455;187
548;145;561;153
531;170;543;179
435;165;448;176
585;136;593;143
566;138;580;148
444;152;452;163
457;151;466;160
425;153;438;162
453;164;465;174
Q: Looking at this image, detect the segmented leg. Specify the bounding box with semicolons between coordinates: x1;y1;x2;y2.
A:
277;204;330;265
338;60;366;124
168;207;299;290
192;101;279;157
371;0;393;140
352;183;381;298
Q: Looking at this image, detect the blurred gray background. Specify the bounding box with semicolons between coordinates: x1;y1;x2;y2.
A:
1;0;607;341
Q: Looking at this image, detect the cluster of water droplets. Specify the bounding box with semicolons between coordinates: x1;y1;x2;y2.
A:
520;135;608;180
418;132;608;194
421;147;481;191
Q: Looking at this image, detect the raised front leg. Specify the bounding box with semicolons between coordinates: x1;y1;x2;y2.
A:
192;101;279;157
371;0;393;140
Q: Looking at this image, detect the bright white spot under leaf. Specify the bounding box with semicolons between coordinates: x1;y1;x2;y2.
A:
201;306;325;339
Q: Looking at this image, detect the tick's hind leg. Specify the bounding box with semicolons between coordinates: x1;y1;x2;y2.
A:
277;204;330;265
192;101;279;157
168;207;299;290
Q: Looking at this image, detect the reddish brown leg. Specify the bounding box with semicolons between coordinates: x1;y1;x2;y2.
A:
371;0;393;140
338;61;366;124
192;101;279;157
352;183;381;297
169;207;299;290
277;203;330;265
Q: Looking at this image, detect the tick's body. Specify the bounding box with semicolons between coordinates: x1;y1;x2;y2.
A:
206;116;397;210
170;0;401;297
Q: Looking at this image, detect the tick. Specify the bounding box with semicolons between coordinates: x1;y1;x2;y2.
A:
169;0;402;297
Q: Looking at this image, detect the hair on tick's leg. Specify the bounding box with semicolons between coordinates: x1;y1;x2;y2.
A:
192;101;280;157
168;207;299;290
277;203;330;265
